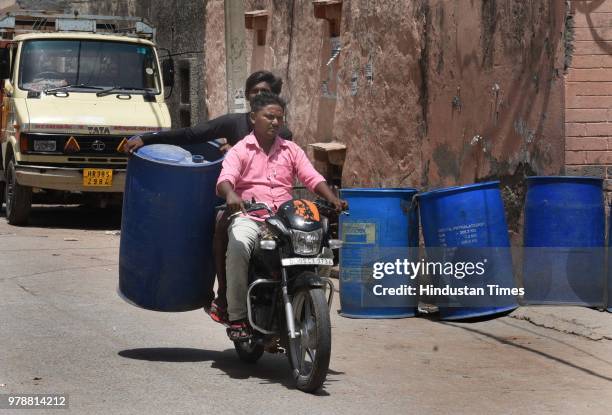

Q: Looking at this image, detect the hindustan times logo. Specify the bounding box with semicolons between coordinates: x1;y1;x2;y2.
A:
372;284;525;296
372;258;487;280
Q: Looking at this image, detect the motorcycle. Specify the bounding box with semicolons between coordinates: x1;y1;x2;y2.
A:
218;198;346;393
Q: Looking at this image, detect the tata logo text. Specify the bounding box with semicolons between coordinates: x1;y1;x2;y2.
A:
88;126;111;135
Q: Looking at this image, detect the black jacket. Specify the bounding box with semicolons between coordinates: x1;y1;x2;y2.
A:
141;112;292;146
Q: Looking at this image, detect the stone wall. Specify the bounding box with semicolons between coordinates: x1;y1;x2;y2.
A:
203;0;566;238
565;0;612;202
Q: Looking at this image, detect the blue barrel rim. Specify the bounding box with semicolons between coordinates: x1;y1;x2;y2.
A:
134;144;224;167
418;181;500;200
340;187;419;194
526;175;603;183
339;310;418;319
134;151;224;168
440;304;518;321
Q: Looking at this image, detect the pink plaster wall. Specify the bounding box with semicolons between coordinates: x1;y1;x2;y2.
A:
332;2;425;188
205;0;228;118
425;1;565;187
204;1;565;189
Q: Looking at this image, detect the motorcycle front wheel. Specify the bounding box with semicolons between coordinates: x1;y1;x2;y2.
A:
288;286;331;393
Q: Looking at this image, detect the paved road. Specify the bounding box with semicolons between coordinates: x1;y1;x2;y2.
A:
1;206;611;414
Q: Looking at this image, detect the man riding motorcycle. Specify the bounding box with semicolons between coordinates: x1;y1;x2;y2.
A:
216;92;347;340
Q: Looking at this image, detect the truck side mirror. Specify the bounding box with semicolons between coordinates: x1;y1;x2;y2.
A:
0;48;10;80
162;58;174;88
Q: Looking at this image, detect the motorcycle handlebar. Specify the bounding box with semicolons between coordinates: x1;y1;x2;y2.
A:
215;199;348;216
313;198;349;216
215;201;273;214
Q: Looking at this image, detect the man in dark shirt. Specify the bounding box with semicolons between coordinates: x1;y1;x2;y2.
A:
123;70;292;322
123;70;292;152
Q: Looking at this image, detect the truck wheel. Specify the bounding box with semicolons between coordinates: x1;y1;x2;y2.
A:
5;160;32;226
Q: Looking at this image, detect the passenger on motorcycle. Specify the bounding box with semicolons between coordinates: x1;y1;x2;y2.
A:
216;92;347;340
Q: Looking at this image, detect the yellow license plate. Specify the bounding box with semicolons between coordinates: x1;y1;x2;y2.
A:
83;169;113;187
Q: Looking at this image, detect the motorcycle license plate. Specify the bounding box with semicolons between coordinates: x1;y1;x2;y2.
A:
281;257;333;267
83;169;113;187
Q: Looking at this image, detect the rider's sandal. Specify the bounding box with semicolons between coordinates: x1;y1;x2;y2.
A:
227;320;252;342
208;299;228;325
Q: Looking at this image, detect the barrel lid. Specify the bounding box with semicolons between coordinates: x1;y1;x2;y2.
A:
526;175;603;183
136;144;194;165
340;187;418;195
418;181;500;199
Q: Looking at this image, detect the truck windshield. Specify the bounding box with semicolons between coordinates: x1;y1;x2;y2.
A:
19;39;161;94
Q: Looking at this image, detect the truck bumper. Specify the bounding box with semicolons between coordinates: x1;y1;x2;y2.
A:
15;165;126;193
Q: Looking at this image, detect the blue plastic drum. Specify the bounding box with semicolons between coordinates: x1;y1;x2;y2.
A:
523;176;605;306
119;144;223;312
418;181;518;321
339;188;419;318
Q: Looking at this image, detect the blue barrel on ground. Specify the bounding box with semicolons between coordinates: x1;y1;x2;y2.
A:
339;188;419;318
418;181;518;321
523;176;605;307
119;143;223;312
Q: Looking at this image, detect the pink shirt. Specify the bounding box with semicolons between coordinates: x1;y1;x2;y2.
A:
216;134;326;212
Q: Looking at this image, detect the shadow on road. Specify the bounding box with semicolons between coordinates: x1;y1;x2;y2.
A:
443;322;612;383
1;205;122;230
498;319;612;366
119;347;227;363
118;347;344;395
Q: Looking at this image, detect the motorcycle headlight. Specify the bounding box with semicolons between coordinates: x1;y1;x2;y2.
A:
291;229;323;256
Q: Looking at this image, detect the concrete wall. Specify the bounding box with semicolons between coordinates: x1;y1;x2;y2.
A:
565;0;612;201
203;0;226;118
203;0;566;236
208;1;426;188
6;0;76;11
0;0;19;11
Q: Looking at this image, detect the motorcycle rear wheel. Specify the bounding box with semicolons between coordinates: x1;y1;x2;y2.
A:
288;286;331;393
234;339;264;364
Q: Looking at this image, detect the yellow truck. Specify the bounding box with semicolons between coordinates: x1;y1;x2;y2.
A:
0;11;172;225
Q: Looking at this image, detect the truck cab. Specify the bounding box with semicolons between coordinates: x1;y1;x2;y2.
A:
0;12;172;225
